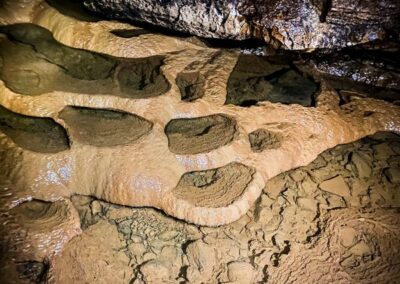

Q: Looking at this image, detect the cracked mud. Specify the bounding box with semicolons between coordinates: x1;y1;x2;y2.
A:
25;132;400;284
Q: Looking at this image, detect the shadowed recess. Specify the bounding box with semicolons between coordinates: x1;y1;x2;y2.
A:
16;261;49;284
0;23;170;98
59;106;153;147
46;0;102;22
249;129;283;152
165;114;238;154
10;200;69;224
176;71;205;102
173;162;255;207
226;54;317;107
110;28;151;38
0;105;69;153
306;47;400;102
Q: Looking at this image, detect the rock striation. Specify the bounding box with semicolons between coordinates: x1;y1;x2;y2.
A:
83;0;400;50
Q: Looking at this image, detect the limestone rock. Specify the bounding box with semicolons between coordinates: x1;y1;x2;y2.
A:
83;0;399;50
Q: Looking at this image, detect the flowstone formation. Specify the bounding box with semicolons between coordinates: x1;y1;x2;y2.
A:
1;20;399;226
0;23;170;97
0;0;400;283
83;0;400;50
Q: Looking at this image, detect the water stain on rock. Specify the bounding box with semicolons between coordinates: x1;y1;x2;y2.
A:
0;105;69;153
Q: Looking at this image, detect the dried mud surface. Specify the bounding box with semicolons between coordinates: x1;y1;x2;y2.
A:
165;114;238;155
3;131;396;283
59;106;153;147
173;162;255;208
0;1;400;283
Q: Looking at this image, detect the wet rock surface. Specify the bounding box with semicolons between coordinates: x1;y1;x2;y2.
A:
0;23;170;98
1;1;400;282
83;0;399;50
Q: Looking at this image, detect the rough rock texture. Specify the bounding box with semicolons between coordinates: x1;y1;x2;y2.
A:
59;106;153;147
249;129;283;152
303;46;400;102
226;54;317;106
1;1;400;283
1;0;400;227
173;162;255;207
165;114;238;154
0;23;170;98
83;0;400;50
6;131;396;284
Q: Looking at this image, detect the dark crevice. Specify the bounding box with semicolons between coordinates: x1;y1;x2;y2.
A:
46;0;102;22
240;100;259;107
319;0;332;23
110;28;151;38
16;260;49;284
226;54;318;107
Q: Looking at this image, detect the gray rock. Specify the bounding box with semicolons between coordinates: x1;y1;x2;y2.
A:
83;0;399;50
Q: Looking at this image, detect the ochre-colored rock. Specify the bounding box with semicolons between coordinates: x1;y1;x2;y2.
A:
0;2;400;283
0;0;400;228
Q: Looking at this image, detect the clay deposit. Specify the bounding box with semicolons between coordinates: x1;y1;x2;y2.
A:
0;0;399;283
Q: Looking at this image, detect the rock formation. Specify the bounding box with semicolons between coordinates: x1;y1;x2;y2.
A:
0;1;399;227
0;0;399;283
83;0;400;49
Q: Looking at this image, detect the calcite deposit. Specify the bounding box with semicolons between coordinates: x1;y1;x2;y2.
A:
0;0;399;283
